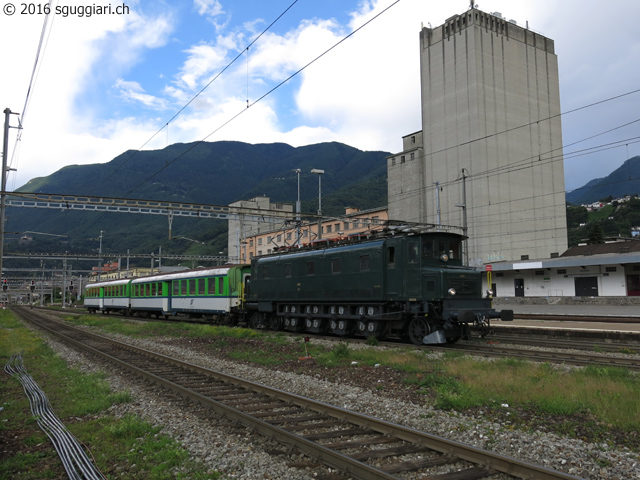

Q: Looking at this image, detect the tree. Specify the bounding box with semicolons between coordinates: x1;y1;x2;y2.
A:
587;223;605;244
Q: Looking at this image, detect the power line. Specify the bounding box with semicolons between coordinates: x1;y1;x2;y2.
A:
99;0;303;187
124;0;403;195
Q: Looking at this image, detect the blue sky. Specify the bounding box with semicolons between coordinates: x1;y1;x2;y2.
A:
2;0;640;193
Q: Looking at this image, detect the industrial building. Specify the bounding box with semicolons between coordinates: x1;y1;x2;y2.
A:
388;6;568;266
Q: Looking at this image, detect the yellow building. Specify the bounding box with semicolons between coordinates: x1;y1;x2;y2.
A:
241;206;388;260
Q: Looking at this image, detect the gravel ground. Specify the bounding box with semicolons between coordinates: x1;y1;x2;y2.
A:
34;322;640;480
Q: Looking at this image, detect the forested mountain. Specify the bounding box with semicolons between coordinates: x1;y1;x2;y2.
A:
566;156;640;205
7;141;389;261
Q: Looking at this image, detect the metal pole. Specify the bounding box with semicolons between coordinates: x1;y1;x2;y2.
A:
1;109;12;281
293;169;301;245
98;230;103;281
311;169;324;239
434;181;441;228
461;169;468;266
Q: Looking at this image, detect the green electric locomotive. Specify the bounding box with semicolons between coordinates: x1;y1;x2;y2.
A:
245;230;512;344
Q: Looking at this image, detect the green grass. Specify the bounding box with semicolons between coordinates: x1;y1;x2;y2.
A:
63;312;640;444
0;310;221;479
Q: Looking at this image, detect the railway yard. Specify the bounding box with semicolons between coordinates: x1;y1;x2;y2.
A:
2;306;640;480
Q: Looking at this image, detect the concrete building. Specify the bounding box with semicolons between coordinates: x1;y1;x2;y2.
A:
227;197;295;263
388;7;568;266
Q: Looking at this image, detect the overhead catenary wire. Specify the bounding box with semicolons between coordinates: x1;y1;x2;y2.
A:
99;0;303;187
8;0;58;191
124;0;403;195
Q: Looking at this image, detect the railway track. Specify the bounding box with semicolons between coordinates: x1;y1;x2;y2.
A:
13;307;583;480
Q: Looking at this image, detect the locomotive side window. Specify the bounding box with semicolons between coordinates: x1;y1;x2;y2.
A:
262;266;269;279
408;241;419;264
422;240;434;258
387;247;395;267
360;255;371;271
284;263;292;278
331;258;341;274
306;261;315;275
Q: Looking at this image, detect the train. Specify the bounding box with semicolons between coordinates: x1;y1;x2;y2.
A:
84;229;513;344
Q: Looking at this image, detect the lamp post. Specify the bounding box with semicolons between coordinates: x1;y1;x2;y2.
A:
311;169;324;239
293;169;301;245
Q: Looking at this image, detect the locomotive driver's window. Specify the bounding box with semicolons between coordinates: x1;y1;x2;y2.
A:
408;241;419;264
449;239;461;259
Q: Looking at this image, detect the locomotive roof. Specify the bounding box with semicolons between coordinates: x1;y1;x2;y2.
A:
259;228;467;260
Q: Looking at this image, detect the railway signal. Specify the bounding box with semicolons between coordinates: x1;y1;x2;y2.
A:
30;280;35;292
2;279;7;291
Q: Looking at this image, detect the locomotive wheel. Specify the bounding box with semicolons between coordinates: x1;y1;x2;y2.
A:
268;314;282;331
408;316;432;345
249;312;263;329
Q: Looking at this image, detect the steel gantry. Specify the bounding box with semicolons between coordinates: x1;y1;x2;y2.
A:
6;192;297;238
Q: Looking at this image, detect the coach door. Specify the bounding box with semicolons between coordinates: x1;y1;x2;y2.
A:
575;277;599;296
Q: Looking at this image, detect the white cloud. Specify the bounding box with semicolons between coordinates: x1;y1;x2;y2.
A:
114;79;169;109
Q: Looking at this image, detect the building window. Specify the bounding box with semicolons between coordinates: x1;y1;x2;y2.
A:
410;152;415;160
557;269;567;274
326;225;332;233
249;239;254;247
520;255;529;260
267;236;272;243
303;230;308;237
401;155;405;164
411;135;416;143
334;223;340;231
391;158;396;166
286;232;292;240
257;250;262;256
276;234;282;242
535;270;544;276
258;238;263;245
605;267;617;272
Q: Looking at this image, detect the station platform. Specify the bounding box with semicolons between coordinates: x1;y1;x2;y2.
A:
492;303;640;336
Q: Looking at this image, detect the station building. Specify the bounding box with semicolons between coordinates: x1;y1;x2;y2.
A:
487;239;640;298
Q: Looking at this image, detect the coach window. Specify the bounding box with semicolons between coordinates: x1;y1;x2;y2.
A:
331;258;341;274
218;277;224;295
151;283;156;296
173;281;179;296
208;278;216;295
181;281;187;296
306;261;315;275
188;279;196;295
198;278;206;295
360;255;371;271
145;284;150;296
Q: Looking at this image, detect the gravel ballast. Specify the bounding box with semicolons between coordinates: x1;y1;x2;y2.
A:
33;322;640;480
